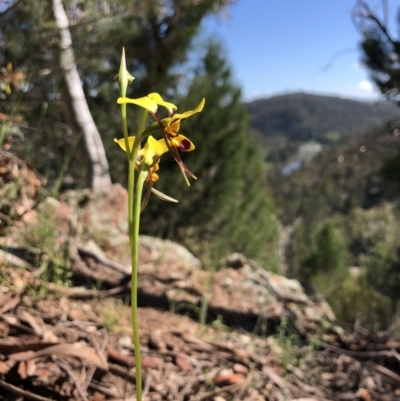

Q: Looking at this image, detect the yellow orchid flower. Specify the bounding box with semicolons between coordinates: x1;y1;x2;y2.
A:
137;135;169;167
115;134;178;208
160;98;204;154
117;94;204;153
157;98;205;184
117;93;205;185
114;135;168;181
161;99;206;146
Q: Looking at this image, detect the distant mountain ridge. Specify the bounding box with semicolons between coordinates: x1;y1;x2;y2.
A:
246;92;400;145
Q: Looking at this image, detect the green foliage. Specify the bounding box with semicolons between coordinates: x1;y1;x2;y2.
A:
342;203;400;266
364;242;400;313
140;41;279;268
100;299;125;331
357;1;400;102
273;316;300;376
270;119;400;226
22;202;71;288
287;192;400;327
293;208;398;323
298;222;349;292
325;131;341;142
0;0;232;189
381;149;400;191
0;0;279;267
327;274;392;329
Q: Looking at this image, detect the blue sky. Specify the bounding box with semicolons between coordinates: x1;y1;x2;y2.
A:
202;0;400;101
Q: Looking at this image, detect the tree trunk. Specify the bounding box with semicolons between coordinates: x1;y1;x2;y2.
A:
51;0;111;189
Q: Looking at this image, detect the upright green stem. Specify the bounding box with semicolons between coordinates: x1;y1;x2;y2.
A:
129;168;147;401
118;48;148;401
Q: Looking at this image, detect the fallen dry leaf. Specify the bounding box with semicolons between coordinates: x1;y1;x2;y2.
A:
0;359;14;374
9;343;108;371
213;372;245;386
175;354;195;371
17;360;36;379
18;310;43;336
0;338;59;355
0;295;20;314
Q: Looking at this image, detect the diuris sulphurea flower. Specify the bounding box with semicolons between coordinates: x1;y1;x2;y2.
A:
159;97;205;150
114;135;168;180
117;94;205;185
114;135;177;206
156;98;205;185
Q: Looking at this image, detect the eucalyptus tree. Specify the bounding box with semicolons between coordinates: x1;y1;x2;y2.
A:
0;0;234;189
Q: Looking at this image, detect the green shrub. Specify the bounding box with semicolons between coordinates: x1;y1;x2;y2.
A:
300;222;348;283
22;201;71;288
328;274;392;329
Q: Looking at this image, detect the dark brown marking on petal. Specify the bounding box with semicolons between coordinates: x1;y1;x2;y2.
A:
180;138;191;151
136;154;144;163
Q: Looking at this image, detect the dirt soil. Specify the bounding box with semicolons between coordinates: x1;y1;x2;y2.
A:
2;275;400;401
1;151;400;401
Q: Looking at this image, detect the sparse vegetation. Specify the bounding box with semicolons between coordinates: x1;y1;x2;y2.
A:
100;299;125;331
22;202;71;290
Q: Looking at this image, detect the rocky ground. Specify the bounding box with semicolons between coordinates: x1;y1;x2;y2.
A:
1;151;400;401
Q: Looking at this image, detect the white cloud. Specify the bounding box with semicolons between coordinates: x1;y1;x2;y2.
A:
357;80;374;92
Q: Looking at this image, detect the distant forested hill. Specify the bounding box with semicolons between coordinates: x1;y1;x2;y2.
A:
253;94;400;328
246;92;400;145
268;119;400;224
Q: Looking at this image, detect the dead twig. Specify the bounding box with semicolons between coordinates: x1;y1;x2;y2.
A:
325;344;400;362
0;378;53;401
52;355;89;401
77;244;130;275
375;363;400;384
83;328;109;390
179;361;208;401
0;248;32;269
194;378;249;401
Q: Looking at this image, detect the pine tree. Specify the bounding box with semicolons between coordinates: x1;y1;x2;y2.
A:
355;0;400;102
299;222;349;292
141;41;279;268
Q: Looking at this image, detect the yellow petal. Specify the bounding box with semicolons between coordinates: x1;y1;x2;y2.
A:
171;98;205;121
117;96;158;113
114;136;135;152
162;119;181;136
147;135;169;156
148;93;177;114
169;134;195;151
138;136;169;166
